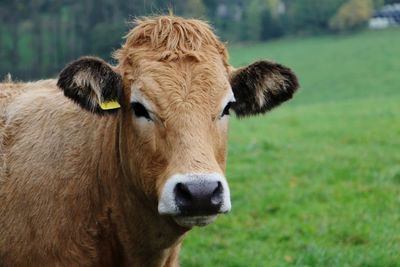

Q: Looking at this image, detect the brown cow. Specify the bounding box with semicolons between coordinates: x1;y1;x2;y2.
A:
0;16;298;266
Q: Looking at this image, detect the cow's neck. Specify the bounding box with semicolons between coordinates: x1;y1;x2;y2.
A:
115;188;186;266
95;114;187;266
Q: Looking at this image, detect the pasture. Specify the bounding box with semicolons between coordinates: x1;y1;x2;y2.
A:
181;28;400;266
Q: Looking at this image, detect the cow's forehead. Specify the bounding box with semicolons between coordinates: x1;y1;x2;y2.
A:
130;59;231;116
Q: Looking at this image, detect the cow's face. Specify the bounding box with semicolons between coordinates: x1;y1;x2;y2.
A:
117;56;234;228
57;18;298;229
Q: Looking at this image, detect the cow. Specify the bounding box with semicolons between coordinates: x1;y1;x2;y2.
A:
0;16;298;266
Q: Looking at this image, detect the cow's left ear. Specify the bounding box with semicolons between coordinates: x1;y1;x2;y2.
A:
57;57;123;114
230;60;299;117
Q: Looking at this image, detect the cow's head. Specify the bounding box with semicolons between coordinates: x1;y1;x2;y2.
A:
57;16;298;228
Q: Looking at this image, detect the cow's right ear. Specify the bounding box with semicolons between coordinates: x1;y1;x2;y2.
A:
57;57;123;114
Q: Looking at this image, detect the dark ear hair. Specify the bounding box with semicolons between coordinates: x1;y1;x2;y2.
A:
230;60;299;117
57;57;123;114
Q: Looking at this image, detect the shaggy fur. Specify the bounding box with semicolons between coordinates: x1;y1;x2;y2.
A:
0;16;298;266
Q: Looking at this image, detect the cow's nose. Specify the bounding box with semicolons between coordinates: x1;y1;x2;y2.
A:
158;173;231;217
174;181;223;215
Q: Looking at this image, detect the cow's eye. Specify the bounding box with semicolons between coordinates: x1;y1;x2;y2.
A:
221;102;233;117
131;102;151;120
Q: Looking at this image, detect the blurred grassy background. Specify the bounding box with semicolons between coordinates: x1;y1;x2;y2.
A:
180;28;400;266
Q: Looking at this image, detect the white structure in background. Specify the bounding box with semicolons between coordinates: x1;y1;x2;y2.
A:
369;4;400;29
277;1;286;15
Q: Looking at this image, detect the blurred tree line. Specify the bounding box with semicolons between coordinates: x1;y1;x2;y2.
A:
0;0;397;80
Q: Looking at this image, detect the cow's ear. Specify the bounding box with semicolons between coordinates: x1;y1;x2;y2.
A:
230;60;299;117
57;57;123;114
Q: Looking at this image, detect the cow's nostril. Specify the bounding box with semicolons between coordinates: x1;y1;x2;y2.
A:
175;183;192;206
211;181;223;205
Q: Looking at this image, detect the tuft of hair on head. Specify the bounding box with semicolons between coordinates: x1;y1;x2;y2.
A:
113;15;228;64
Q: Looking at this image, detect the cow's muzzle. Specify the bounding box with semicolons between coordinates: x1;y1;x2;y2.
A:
158;173;231;227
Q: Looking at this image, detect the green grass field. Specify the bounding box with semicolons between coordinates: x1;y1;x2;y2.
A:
181;29;400;267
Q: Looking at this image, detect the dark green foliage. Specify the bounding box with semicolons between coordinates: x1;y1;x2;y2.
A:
260;10;285;41
0;0;185;80
0;0;384;80
285;0;348;34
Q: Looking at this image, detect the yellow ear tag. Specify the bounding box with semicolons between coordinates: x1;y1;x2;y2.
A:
99;101;121;110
